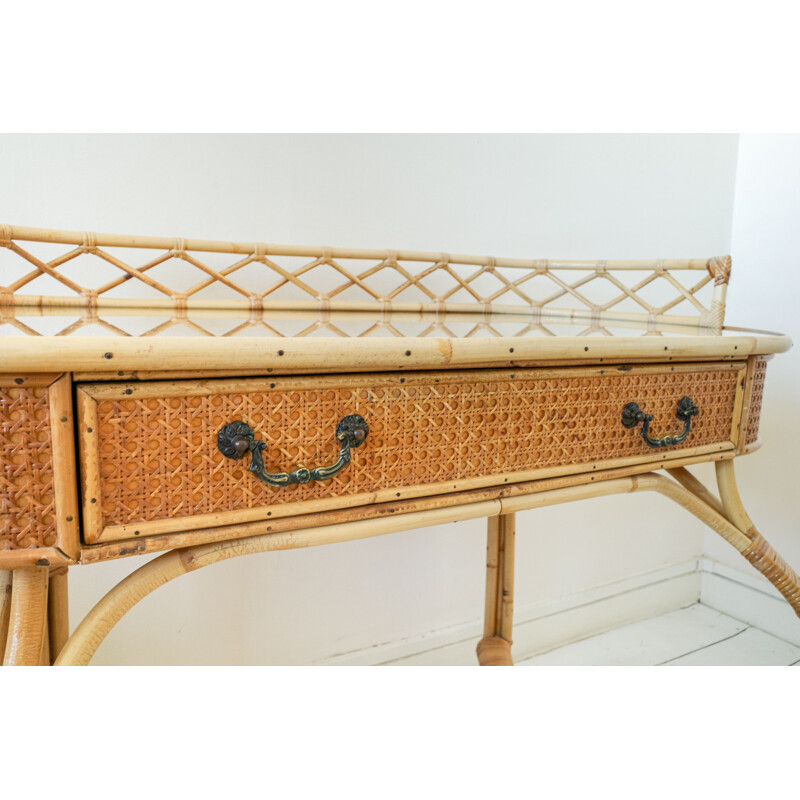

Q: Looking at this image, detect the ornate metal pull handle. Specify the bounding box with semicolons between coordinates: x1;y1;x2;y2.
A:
217;414;369;486
621;396;699;449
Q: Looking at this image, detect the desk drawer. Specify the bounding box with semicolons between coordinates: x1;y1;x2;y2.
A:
77;363;745;544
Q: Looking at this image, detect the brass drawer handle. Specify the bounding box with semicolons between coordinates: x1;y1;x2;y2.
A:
217;414;369;486
621;396;698;448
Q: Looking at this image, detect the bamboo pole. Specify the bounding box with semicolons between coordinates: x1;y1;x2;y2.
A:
0;570;12;663
496;474;752;551
3;567;49;666
665;466;727;518
49;374;80;560
483;517;501;639
0;332;788;377
715;460;757;536
0;224;719;270
477;513;516;666
499;514;516;642
40;617;50;667
48;568;70;663
0;547;75;571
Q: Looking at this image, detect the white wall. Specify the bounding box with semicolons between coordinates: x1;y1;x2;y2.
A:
701;134;800;574
0;134;741;664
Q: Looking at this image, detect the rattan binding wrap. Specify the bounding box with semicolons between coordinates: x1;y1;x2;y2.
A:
742;533;800;616
1;225;731;334
79;366;741;540
0;384;57;551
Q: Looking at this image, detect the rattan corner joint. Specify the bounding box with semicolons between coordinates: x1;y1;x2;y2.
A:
0;227;796;666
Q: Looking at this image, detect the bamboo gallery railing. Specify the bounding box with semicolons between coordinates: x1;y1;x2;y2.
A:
0;225;732;337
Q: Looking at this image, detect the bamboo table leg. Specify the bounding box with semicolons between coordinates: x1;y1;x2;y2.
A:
715;461;800;616
3;566;50;666
0;570;12;663
477;513;515;666
48;567;70;664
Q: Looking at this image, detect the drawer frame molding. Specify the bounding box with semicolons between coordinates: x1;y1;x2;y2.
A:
75;362;746;545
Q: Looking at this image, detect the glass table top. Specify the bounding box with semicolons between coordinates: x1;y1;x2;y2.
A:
0;307;771;340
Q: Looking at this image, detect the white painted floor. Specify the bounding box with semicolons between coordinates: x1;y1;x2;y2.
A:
517;603;800;666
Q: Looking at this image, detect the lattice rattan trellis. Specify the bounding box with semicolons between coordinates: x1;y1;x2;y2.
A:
0;225;731;338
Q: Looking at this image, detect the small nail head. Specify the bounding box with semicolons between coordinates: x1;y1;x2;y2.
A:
232;436;250;457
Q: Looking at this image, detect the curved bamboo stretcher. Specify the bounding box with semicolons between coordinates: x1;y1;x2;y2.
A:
49;469;800;666
0;226;797;665
3;566;49;666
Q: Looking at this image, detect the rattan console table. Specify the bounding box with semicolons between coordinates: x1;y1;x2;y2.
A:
1;225;797;666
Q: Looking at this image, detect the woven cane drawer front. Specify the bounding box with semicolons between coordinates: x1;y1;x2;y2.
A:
77;363;745;544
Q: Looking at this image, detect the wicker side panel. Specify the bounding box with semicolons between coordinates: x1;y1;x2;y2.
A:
0;383;57;550
81;366;741;539
744;358;768;446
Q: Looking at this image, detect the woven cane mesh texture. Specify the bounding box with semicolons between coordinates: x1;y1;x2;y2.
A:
0;385;56;550
743;533;800;616
0;227;729;336
745;358;768;445
84;368;739;535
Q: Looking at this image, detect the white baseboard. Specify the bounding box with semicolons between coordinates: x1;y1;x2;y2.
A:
316;559;703;665
698;557;800;647
315;556;800;665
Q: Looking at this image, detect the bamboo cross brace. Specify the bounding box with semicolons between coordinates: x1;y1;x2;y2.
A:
55;472;770;666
